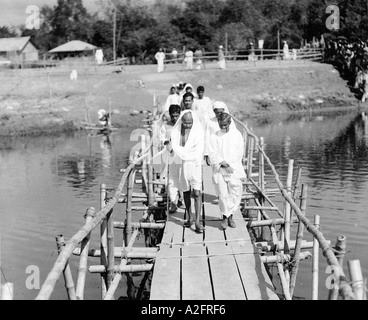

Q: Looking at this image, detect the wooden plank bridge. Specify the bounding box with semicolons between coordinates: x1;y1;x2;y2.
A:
150;166;279;300
32;111;362;301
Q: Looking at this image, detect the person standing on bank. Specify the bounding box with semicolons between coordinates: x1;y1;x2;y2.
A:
155;48;166;73
165;110;205;233
218;45;226;70
209;112;246;229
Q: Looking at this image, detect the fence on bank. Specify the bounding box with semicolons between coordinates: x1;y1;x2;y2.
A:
14;103;364;301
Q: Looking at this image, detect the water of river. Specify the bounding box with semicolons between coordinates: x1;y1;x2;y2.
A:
0;110;367;300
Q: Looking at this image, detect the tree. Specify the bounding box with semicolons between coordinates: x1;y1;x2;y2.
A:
50;0;93;45
0;26;18;38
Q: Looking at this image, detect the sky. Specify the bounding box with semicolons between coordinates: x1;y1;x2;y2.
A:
0;0;101;28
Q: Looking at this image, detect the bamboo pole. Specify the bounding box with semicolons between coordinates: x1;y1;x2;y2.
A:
47;72;53;108
242;128;248;166
1;283;13;300
256;240;327;252
291;167;303;223
141;135;148;192
247;136;254;179
113;221;165;229
100;183;108;299
284;159;294;256
147;129;155;205
270;225;291;300
56;235;76;300
289;184;307;298
76;207;95;300
106;208;115;292
348;260;365;300
74;249;157;259
312;215;320;300
36;142;155;300
103;229;140;300
329;235;347;300
258;137;265;192
126;170;134;244
261;251;311;264
89;264;154;274
108;97;112;127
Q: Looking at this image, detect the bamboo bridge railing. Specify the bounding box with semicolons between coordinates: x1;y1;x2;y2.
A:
33;106;365;301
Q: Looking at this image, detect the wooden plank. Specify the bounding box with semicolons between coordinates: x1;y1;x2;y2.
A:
182;246;213;300
166;208;185;244
207;244;247;300
230;244;279;300
150;246;181;300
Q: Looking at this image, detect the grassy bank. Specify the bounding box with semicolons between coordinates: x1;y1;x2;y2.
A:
0;60;364;136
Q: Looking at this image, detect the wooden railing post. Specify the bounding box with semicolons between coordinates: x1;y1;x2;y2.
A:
76;207;95;300
100;183;108;298
56;235;76;300
289;184;307;298
106;208;115;295
312;215;320;300
348;260;365;300
126;171;134;244
328;235;347;300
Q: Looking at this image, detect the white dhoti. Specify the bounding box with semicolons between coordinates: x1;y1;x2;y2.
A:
209;123;246;217
214;174;243;218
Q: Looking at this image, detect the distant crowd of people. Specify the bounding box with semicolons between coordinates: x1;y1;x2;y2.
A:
155;82;244;232
154;45;227;73
324;37;368;102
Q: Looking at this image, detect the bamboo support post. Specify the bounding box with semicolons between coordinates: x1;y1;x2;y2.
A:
140;135;148;192
126;170;134;244
312;215;320;300
242;128;248;166
108;97;112;127
247;136;254;179
106;209;115;292
348;260;365;300
329;235;347;300
270;224;291;300
283;159;294;256
56;235;77;300
76;207;95;300
1;283;13;300
289;184;307;298
290;167;302;224
100;183;108;299
103;229;140;300
147;130;155;205
258;137;265;192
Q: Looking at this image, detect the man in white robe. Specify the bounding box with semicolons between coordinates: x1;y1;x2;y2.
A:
155;48;165;73
205;101;236;165
163;84;181;117
193;85;214;131
185;49;194;70
159;104;181;213
166;110;205;232
209;112;246;229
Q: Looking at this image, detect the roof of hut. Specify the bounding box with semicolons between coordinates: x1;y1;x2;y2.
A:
0;37;32;52
48;40;97;53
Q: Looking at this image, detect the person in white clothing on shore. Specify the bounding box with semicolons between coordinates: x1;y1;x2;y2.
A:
209;112;246;229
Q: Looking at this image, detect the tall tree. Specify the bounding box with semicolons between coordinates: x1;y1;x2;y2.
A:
0;26;18;38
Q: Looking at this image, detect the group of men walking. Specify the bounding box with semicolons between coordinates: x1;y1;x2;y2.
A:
157;83;245;233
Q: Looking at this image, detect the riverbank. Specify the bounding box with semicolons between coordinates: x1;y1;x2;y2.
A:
0;60;365;136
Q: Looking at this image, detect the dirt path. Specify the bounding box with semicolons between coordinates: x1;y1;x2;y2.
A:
0;60;365;136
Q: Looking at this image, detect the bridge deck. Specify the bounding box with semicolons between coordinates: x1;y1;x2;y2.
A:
150;166;279;300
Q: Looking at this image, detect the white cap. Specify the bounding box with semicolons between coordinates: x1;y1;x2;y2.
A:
213;101;227;110
219;45;223;49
